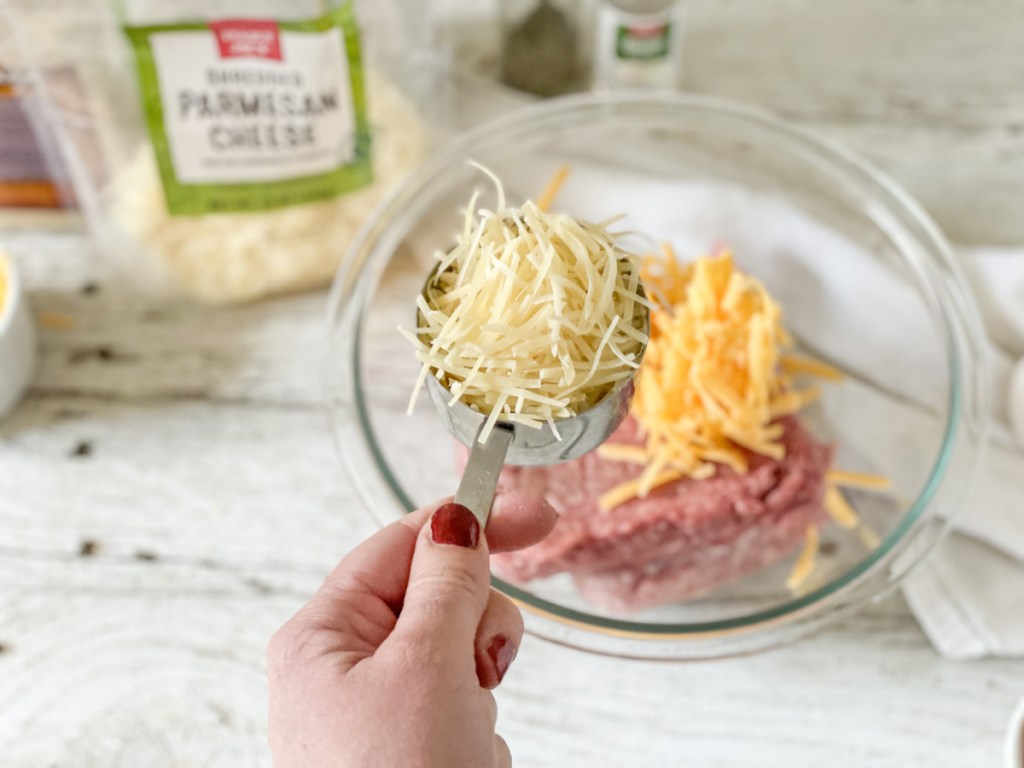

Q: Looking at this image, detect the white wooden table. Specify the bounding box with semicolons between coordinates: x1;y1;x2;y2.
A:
3;2;1024;765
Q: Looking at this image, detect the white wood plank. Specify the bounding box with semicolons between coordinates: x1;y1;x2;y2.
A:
0;396;372;580
2;394;1020;766
0;585;1017;767
4;231;334;405
0;591;283;768
500;611;1020;768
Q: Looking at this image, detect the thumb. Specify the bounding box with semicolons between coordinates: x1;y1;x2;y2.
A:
391;501;491;655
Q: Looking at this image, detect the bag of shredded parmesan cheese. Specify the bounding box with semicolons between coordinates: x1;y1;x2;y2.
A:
5;0;440;304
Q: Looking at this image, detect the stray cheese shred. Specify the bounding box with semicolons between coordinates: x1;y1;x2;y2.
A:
825;469;892;491
824;485;859;529
857;524;881;551
0;253;7;313
536;164;570;212
402;166;649;442
780;354;845;382
599;248;817;507
598;469;682;511
786;524;820;591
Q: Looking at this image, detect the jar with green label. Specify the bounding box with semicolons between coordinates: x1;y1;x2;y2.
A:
593;0;681;91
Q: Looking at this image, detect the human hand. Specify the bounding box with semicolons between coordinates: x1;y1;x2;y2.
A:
267;495;557;768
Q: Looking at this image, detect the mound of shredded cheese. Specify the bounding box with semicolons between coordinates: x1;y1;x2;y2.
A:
402;167;649;443
598;249;823;506
595;245;891;593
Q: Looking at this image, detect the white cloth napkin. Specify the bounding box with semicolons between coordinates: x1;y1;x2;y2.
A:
495;153;1024;658
904;249;1024;659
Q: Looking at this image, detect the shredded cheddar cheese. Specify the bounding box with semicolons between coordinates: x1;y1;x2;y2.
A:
592;443;648;464
824;485;859;529
780;354;845;382
536;164;570;212
599;249;818;507
597;469;684;511
402;165;649;443
592;243;891;579
786;525;820;591
857;524;881;551
822;472;891;552
825;469;892;491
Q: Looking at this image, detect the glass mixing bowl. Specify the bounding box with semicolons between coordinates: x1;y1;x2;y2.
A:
327;93;988;659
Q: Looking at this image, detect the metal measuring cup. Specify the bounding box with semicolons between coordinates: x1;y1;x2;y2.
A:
418;261;649;527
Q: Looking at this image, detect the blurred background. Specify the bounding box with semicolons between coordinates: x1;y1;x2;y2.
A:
5;1;1023;245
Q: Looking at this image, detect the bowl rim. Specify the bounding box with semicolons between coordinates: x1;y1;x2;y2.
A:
328;90;990;651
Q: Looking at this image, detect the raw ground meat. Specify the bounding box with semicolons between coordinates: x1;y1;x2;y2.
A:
489;415;832;611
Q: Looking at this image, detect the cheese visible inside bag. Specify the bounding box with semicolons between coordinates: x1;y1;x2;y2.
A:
107;71;427;305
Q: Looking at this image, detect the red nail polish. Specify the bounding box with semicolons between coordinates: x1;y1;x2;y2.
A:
430;503;480;548
487;634;516;684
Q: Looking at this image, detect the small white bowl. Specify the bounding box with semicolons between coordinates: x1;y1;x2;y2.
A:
1008;694;1024;768
0;252;37;418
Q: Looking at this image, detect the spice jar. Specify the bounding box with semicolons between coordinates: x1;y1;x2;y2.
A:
593;0;681;91
500;0;583;97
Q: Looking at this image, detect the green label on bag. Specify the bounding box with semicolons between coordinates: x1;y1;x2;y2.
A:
125;2;371;215
616;22;671;61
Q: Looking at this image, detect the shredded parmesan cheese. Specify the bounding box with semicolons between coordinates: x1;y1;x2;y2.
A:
402;167;649;442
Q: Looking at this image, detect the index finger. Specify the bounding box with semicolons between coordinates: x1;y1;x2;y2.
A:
300;493;556;626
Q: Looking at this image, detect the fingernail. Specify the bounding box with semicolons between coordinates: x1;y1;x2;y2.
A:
487;634;517;684
430;502;480;548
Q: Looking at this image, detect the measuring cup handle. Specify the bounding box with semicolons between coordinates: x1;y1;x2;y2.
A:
454;423;514;527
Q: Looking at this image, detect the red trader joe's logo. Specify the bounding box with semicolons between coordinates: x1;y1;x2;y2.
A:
209;19;282;61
